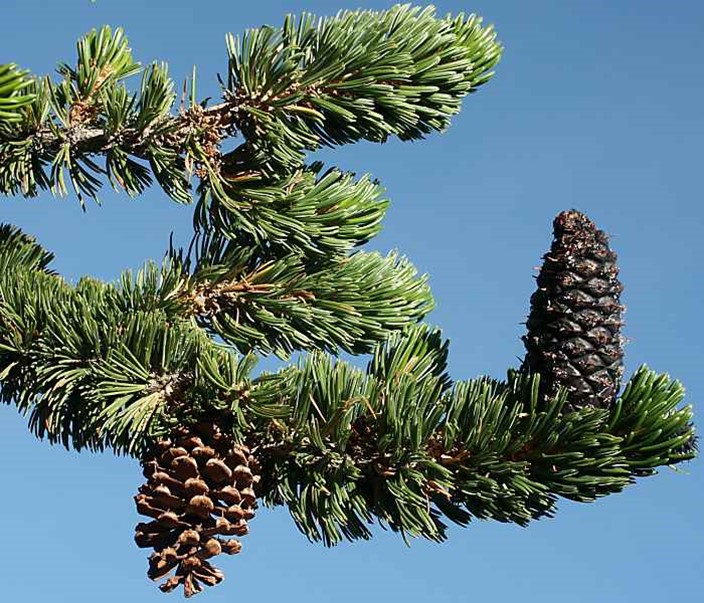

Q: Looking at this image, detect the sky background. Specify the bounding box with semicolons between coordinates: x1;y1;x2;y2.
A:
1;1;702;601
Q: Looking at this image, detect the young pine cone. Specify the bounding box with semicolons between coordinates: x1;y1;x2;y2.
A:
523;210;625;410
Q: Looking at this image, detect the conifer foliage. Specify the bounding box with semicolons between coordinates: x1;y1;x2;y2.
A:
0;4;696;598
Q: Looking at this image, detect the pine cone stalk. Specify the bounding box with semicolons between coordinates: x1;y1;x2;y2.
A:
523;210;625;410
134;422;259;597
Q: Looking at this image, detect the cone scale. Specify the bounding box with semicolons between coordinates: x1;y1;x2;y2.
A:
523;210;625;410
134;422;259;597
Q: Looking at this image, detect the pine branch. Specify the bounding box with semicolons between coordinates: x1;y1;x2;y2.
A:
0;7;697;597
184;250;433;356
246;329;696;545
2;244;694;540
192;163;389;262
0;226;432;451
1;6;501;205
0;228;247;454
0;227;696;585
223;4;502;175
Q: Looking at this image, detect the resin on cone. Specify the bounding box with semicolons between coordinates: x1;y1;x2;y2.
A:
134;422;259;597
523;210;625;410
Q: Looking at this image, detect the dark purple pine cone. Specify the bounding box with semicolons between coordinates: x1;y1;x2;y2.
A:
523;210;625;410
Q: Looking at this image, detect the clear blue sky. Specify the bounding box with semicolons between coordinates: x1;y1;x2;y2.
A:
1;1;702;601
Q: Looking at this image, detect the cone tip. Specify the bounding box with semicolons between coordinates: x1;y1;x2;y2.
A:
553;209;597;235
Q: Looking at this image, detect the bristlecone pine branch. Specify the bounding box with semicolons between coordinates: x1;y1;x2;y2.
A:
135;422;259;597
523;210;625;410
0;5;697;601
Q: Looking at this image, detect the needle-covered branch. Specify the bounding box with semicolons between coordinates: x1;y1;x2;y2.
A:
0;5;696;598
0;226;247;454
0;225;431;451
193;163;389;262
1;241;694;542
0;5;501;206
224;4;501;175
185;249;433;356
247;327;696;545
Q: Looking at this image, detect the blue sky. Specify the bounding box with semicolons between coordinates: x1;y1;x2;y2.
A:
1;1;702;601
